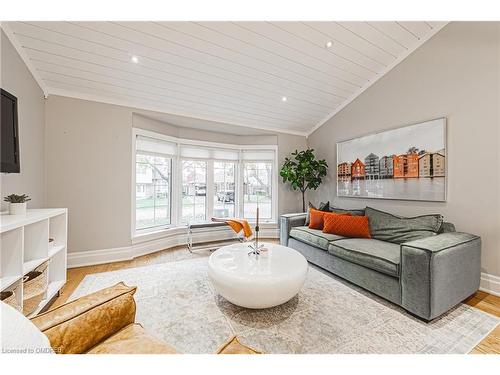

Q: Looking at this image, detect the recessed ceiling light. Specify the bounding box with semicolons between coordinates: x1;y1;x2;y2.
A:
131;56;139;63
325;41;333;49
281;96;287;102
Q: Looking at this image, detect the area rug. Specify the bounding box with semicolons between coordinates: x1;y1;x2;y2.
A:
70;257;499;354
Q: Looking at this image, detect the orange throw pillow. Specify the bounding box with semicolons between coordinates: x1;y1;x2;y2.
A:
323;213;371;238
308;208;327;230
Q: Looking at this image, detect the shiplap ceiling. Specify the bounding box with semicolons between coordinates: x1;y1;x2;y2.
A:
3;21;447;136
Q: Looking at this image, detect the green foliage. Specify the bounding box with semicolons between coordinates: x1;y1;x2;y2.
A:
3;194;31;203
280;149;328;211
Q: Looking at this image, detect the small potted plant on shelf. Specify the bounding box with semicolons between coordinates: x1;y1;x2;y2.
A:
4;194;31;215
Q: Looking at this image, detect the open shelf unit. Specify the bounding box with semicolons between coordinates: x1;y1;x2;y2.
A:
1;209;67;317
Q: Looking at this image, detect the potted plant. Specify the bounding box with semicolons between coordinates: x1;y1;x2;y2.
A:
280;149;328;212
4;194;31;215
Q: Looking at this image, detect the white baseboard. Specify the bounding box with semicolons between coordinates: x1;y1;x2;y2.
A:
67;246;132;268
480;272;500;297
68;227;279;268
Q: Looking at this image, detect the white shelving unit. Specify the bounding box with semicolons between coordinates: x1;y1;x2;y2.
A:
1;208;67;317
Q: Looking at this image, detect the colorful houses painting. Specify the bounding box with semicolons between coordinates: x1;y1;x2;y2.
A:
364;153;380;179
351;159;365;180
337;162;352;181
336;118;446;201
338;151;443;181
379;156;394;178
393;153;419;178
418;150;445;178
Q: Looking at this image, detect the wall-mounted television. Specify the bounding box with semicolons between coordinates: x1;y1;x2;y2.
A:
1;89;20;173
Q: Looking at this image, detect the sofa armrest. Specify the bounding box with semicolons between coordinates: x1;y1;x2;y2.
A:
400;232;481;320
280;213;307;246
31;282;137;354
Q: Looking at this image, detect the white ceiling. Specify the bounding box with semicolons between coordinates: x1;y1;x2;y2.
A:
3;21;446;136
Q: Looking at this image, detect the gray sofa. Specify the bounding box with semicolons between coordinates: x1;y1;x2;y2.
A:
280;207;481;321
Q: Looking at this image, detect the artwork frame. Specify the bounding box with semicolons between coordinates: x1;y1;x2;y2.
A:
336;118;447;202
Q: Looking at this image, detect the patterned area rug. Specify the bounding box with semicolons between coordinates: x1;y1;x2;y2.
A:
70;256;499;354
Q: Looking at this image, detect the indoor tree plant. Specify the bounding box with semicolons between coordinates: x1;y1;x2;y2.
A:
280;149;328;212
4;194;31;215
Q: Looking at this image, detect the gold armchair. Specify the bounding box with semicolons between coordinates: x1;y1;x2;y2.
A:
31;282;177;354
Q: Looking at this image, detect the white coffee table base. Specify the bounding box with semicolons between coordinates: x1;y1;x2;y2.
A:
208;243;308;309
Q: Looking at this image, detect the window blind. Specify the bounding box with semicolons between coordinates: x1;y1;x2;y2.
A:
180;145;239;160
136;135;177;156
241;149;275;161
136;134;275;161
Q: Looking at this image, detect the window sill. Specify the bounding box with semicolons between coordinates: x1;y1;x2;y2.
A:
132;221;277;245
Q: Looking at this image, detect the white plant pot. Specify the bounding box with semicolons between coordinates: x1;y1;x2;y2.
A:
9;202;27;215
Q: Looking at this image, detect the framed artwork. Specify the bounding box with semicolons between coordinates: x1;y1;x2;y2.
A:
336;118;446;201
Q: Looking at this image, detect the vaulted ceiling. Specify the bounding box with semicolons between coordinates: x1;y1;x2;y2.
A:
3;21;446;136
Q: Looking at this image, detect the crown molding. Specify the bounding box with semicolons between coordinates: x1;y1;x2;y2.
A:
306;22;449;138
1;22;49;98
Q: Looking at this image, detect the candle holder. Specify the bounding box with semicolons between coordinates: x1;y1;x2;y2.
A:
248;223;264;257
248;207;263;257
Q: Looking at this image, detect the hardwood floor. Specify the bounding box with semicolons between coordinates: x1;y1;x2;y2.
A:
464;291;500;354
51;241;500;354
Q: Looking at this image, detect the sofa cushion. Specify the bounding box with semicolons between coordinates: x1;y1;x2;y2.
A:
87;323;177;354
305;201;330;226
365;206;443;244
309;208;328;230
290;226;344;250
438;222;456;234
331;206;365;216
323;213;370;239
328;238;400;277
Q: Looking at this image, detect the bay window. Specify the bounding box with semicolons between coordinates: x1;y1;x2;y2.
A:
213;161;236;218
241;150;275;220
243;162;273;220
135;136;174;230
181;160;207;224
133;129;277;236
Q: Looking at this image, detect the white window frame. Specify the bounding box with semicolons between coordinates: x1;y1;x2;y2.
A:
179;157;209;224
240;159;276;221
212;159;237;220
131;128;278;239
134;150;173;230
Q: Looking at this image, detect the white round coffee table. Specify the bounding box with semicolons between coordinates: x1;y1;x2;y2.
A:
208;242;308;309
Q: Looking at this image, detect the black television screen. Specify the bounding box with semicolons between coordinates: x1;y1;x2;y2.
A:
1;89;20;173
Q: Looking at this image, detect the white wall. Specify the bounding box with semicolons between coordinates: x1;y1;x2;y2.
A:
45;96;307;253
0;30;46;211
307;22;500;277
